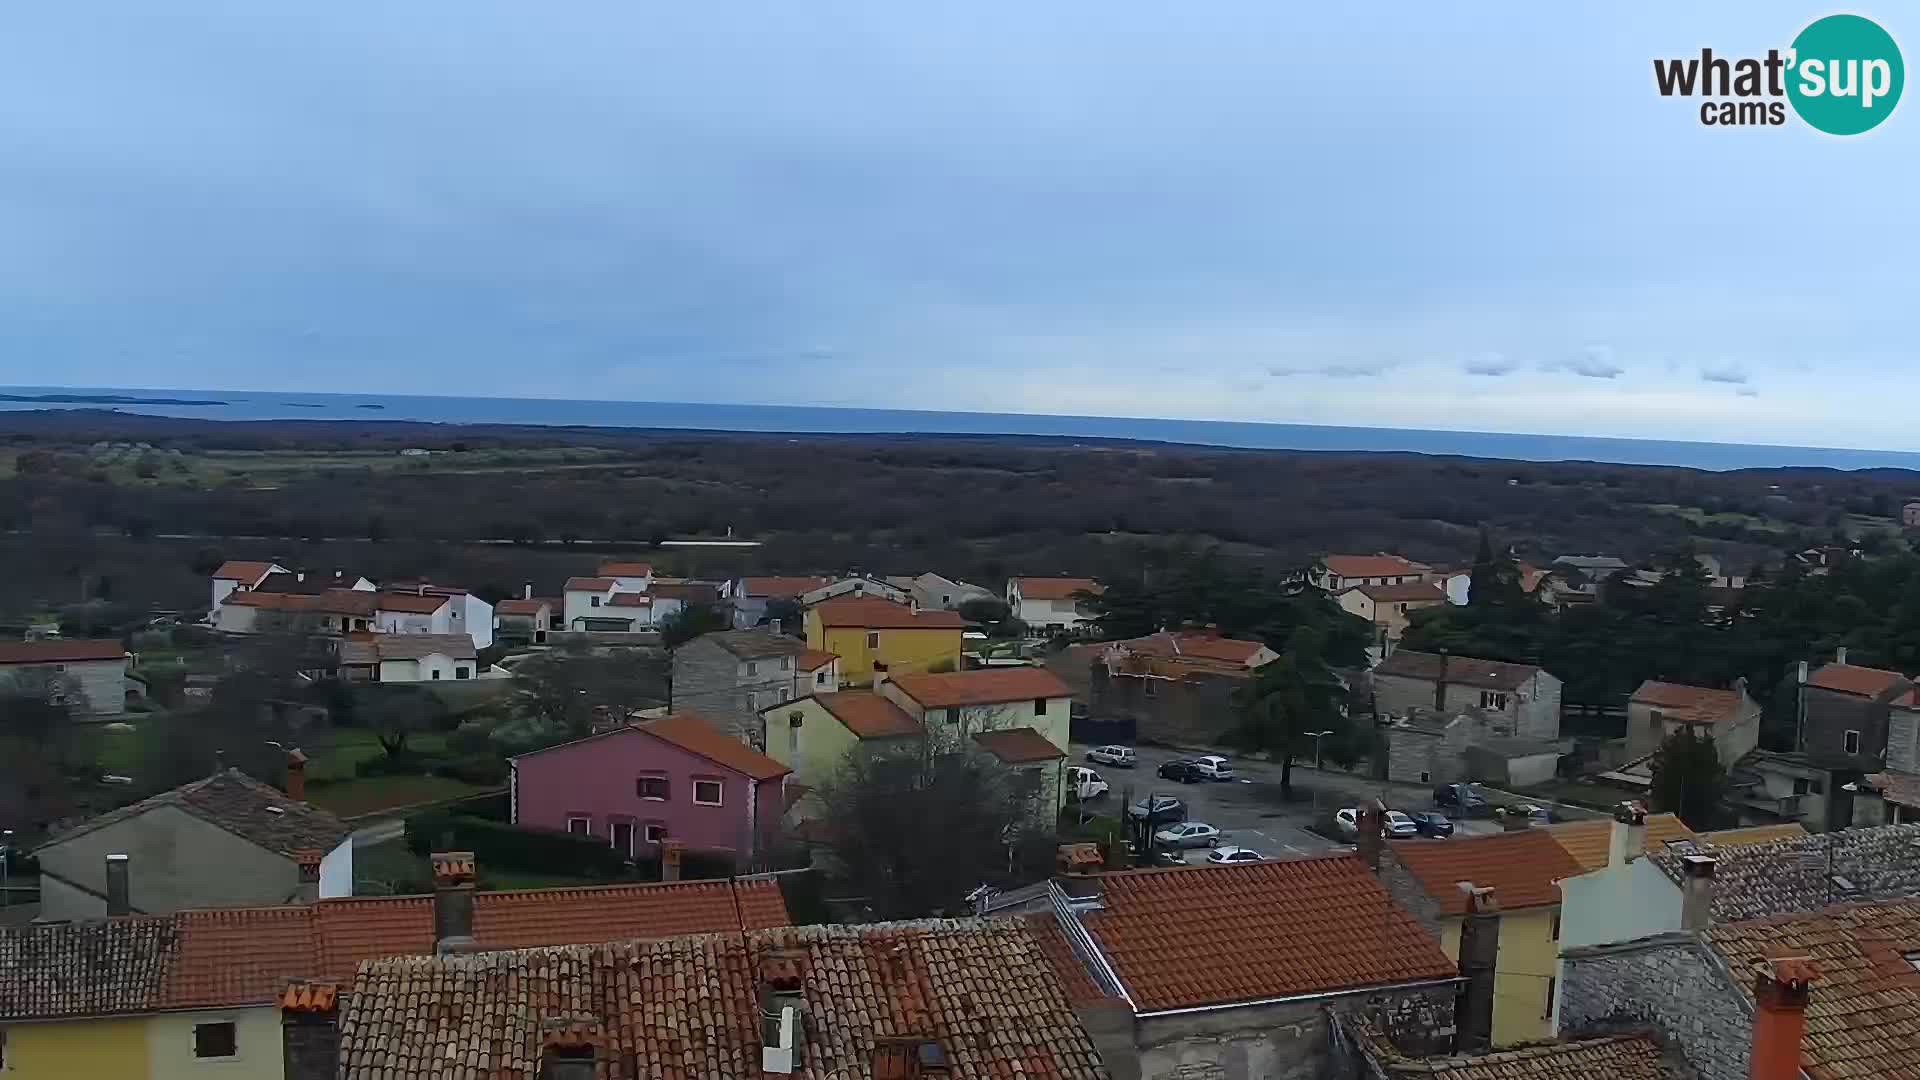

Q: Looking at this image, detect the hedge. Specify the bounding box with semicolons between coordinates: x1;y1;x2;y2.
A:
403;812;631;878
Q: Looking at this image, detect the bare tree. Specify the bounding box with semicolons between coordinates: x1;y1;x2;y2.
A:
512;648;667;739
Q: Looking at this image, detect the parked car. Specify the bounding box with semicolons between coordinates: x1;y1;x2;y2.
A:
1407;811;1454;837
1506;802;1555;826
1434;782;1489;812
1191;755;1236;781
1157;759;1207;784
1206;846;1265;864
1384;810;1420;838
1153;821;1222;849
1126;794;1187;823
1086;745;1138;768
1067;766;1110;801
1333;807;1360;837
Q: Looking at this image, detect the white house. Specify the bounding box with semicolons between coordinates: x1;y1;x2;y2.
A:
562;576;662;633
904;572;995;611
597;560;656;592
1005;577;1102;635
213;588;379;635
339;634;482;683
208;559;285;612
0;639;132;716
800;575;913;608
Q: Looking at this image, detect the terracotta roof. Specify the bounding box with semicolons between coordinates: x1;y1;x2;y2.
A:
0;918;176;1019
642;712;791;780
223;588;381;616
811;595;966;629
337;919;1106;1080
1807;662;1910;699
1390;830;1582;914
373;591;450;614
596;561;653;577
1544;813;1697;873
1707;899;1920;1080
1075;854;1459;1011
1012;576;1102;600
1865;771;1920;809
972;727;1066;764
702;627;809;660
1322;554;1422;579
1630;680;1750;725
0;638;126;664
563;576;615;592
739;575;831;598
1021;912;1112;1006
1124;631;1268;666
38;768;348;861
1349;582;1448;603
889;667;1072;708
494;598;551;616
1651;822;1920;922
812;691;921;739
257;571;370;595
795;647;837;672
1698;822;1811;847
212;559;279;582
338;634;477;665
1356;1025;1683;1080
1373;650;1544;692
606;591;652;607
648;581;721;604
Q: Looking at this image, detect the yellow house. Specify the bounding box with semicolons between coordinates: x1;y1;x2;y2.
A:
804;596;964;687
1383;829;1585;1046
879;667;1075;754
759;690;922;789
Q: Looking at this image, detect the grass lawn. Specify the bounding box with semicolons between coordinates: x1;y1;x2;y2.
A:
352;837;609;894
306;775;494;817
302;728;449;783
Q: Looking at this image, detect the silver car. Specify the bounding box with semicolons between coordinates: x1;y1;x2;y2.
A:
1086;745;1138;768
1153;821;1222;849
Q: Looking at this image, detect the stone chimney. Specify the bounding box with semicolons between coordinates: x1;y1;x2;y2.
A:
431;851;479;955
1454;883;1500;1056
212;748;226;776
284;747;307;802
280;980;341;1080
1680;854;1717;931
1748;951;1819;1080
1356;800;1385;872
293;849;324;903
105;852;131;916
1607;801;1647;869
661;839;685;882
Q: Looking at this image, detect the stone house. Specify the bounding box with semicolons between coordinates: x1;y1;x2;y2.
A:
1382;705;1566;787
1336;581;1448;653
1797;651;1911;770
1371;650;1562;742
1058;630;1277;745
0;638;131;717
670;628;815;747
1626;679;1762;766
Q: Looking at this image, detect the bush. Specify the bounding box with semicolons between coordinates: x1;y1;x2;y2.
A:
403;812;632;878
434;754;509;786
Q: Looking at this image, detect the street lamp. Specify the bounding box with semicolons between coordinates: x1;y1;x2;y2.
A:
1305;731;1333;771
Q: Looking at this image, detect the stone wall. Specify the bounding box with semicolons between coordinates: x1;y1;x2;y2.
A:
1375;851;1445;937
1133;985;1458;1080
1557;935;1750;1080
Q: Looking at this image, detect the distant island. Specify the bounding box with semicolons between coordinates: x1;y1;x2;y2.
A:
0;392;228;406
354;403;386;410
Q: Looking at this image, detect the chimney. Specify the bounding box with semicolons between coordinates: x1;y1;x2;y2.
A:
539;1018;601;1080
1679;854;1716;931
294;849;323;903
212;748;226;777
524;582;534;600
1454;883;1500;1056
1836;646;1848;666
661;839;685;882
760;953;806;1075
284;747;308;802
296;571;305;583
1748;952;1819;1080
1796;660;1808;685
280;981;341;1080
1356;800;1385;871
1434;651;1449;710
105;852;132;916
1607;801;1647;869
431;851;479;954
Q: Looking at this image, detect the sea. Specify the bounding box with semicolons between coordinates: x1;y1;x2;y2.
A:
2;384;1916;473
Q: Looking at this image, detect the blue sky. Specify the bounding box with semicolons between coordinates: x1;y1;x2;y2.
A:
0;5;1913;448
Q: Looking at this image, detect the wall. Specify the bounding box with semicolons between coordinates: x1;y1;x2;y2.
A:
1802;686;1890;768
1432;910;1558;1046
1891;706;1919;774
452;594;493;650
0;658;128;717
0;1016;149;1079
1553;859;1681;1028
1134;985;1457;1080
671;637;803;747
879;686;1070;751
808;621;960;688
562;589;607;630
1557;936;1750;1080
1502;752;1560;788
1083;662;1245;746
317;839;353;899
762;697;862;790
147;1006;282;1080
374;609;443;636
512;729;753;858
36;805;299;919
376;653;469;684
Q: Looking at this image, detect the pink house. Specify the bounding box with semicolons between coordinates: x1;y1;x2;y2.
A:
510;712;791;868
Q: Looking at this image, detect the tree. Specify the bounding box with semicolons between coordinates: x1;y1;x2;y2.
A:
358;685;446;760
1467;528;1526;610
1229;626;1349;798
814;732;1045;920
763;598;805;636
660;602;731;648
0;672;85;829
1649;726;1727;830
511;649;667;740
957;597;1011;626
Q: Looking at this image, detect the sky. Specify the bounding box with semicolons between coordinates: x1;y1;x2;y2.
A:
0;5;1914;449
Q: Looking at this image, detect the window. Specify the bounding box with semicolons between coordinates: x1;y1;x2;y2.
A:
943;708;958;724
866;632;880;649
780;657;791;671
455;667;470;680
816;671;829;686
1544;977;1557;1019
1033;697;1048;716
1844;729;1862;754
431;669;442;680
693;779;724;806
1550;911;1561;941
1419;771;1431;783
193;1021;238;1059
637;775;669;801
746;691;759;711
788;716;801;758
1793;777;1812;796
746;660;759;677
777;687;791;703
610;821;634;857
644;823;669;844
590;595;601;606
1479;691;1508;710
566;816;590;836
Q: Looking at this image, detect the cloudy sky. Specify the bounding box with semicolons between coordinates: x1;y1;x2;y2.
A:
0;5;1913;448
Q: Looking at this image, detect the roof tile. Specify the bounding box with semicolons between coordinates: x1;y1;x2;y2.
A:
38;768;348;861
1545;813;1697;873
1652;822;1920;922
1013;577;1102;600
1806;662;1910;700
1355;1025;1683;1079
1390;830;1583;913
0;639;127;665
1322;554;1422;579
212;560;279;582
972;727;1065;764
811;691;922;739
1630;680;1750;724
811;595;967;629
889;667;1072;708
1122;631;1268;667
739;575;832;598
1373;650;1545;692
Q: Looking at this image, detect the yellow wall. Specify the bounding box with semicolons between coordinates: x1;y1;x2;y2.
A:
1438;907;1559;1046
763;697;864;790
147;1007;282;1080
2;1016;149;1079
806;618;961;687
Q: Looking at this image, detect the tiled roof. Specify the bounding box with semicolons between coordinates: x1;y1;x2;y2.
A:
739;575;832;598
224;588;380;616
1322;554;1421;579
257;571;368;595
338;633;477;665
811;595;967;629
1021;912;1112;1006
1013;576;1103;600
1356;1025;1682;1079
337;920;1108;1080
1866;771;1920;810
494;598;551;616
0;638;126;664
0;918;176;1020
374;591;450;614
1698;822;1811;847
1124;631;1268;666
1545;813;1697;873
38;768;348;861
648;581;721;603
1629;680;1749;724
1652;822;1920;922
889;667;1072;708
704;627;809;660
1349;582;1448;603
563;576;615;592
812;691;921;739
795;647;838;671
1373;650;1543;691
1076;854;1458;1011
212;559;279;582
1707;899;1920;1080
596;561;653;577
1390;830;1582;914
642;712;791;780
1807;662;1910;699
606;591;652;607
972;727;1065;764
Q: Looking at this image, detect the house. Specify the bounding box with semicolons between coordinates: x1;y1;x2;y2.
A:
509;712;790;868
213;587;379;635
31;759;351;920
804;596;965;687
1335;581;1448;653
730;575;831;629
1855;686;1920;825
326;919;1110;1080
493;595;557;644
799;574;913;608
0;863;787;1080
0;638;131;716
901;570;994;611
1791;544;1858;575
1041;854;1465;1077
1798;651;1911;771
1372;650;1562;741
1626;679;1762;766
794;647;839;694
1532;555;1628;609
336;634;479;683
1006;576;1102;635
669;628;814;746
969;727;1068;823
376;584;493;649
760;690;922;789
560;576;658;634
1906;500;1920;528
1380;706;1567;787
208;559;285;612
1377;826;1583;1045
1543;808;1696;873
647;580;723;616
880;667;1074;752
1310;553;1428;591
255;569;378;596
595;560;654;591
1725;750;1840;832
1345;1024;1688;1080
1058;629;1276;745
